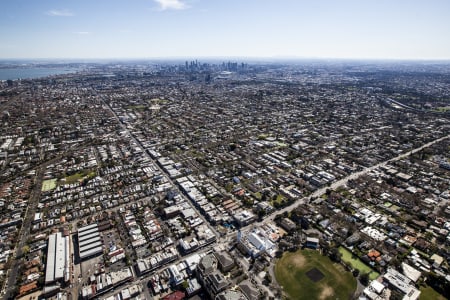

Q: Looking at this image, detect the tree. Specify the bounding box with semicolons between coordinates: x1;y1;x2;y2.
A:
390;290;403;300
225;183;234;193
125;254;131;266
427;272;450;298
259;291;268;300
390;257;401;270
359;272;370;286
257;209;266;220
352;269;360;277
182;280;189;290
300;217;309;230
322;242;330;256
273;214;283;222
329;248;342;263
21;245;30;255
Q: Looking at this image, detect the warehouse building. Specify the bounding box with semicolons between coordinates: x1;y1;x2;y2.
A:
45;232;71;284
78;223;103;261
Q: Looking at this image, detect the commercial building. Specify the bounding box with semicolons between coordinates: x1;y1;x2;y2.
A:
45;232;71;284
306;237;319;249
78;223;103;261
383;268;421;300
237;228;276;258
215;289;248;300
233;210;256;227
197;253;230;299
169;264;185;286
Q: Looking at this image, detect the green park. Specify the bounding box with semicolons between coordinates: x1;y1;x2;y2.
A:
275;249;356;299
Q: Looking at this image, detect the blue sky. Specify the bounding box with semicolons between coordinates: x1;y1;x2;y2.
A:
0;0;449;60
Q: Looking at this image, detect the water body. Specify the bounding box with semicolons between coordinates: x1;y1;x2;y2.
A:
0;67;76;80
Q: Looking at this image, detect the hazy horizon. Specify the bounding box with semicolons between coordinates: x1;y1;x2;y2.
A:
2;57;450;64
1;0;450;60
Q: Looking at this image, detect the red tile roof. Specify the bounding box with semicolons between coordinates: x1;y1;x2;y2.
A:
162;291;186;300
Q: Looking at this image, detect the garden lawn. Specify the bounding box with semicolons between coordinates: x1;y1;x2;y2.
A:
41;179;57;191
64;170;96;184
420;285;446;300
339;247;380;280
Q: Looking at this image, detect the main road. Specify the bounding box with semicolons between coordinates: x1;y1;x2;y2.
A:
101;98;220;239
2;166;45;299
244;133;450;230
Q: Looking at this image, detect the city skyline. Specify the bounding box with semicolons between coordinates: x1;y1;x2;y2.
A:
1;0;450;60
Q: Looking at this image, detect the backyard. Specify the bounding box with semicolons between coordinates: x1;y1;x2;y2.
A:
339;247;380;280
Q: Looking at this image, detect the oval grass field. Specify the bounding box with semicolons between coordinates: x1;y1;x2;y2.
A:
274;249;357;300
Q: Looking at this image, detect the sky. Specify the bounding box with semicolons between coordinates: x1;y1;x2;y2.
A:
0;0;449;60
